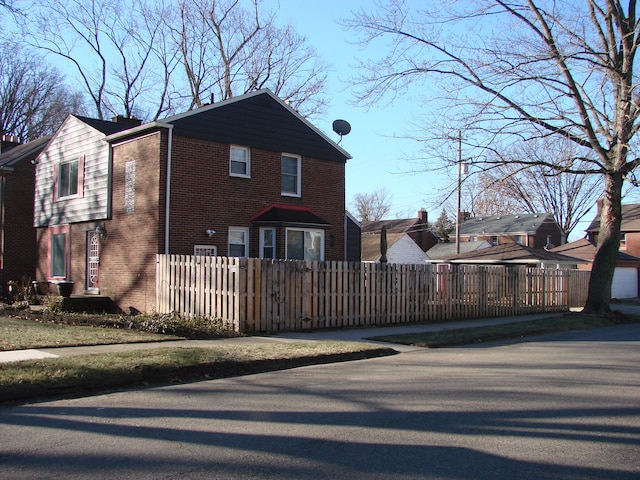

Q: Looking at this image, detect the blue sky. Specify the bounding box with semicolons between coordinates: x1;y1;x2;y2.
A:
269;0;445;220
269;0;618;240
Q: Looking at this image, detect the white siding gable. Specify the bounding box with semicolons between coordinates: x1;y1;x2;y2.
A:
34;116;110;226
386;235;428;264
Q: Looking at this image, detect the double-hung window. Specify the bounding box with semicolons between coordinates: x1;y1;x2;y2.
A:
260;228;276;259
286;228;324;261
230;145;250;178
228;227;249;257
281;154;301;197
56;155;84;199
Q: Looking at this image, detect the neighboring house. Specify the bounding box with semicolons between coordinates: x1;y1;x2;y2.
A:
0;135;51;295
436;242;586;268
33;89;352;312
551;238;640;299
426;240;491;261
458;213;564;249
361;232;427;264
361;209;439;253
586;202;640;258
345;211;361;262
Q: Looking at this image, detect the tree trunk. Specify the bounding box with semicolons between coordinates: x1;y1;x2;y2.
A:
582;172;624;314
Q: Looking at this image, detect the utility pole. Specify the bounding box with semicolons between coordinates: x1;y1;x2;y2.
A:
456;131;462;254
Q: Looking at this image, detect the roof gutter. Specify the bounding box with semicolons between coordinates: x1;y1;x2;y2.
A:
165;127;173;254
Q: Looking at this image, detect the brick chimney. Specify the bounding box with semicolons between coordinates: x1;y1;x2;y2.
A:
418;209;428;223
111;115;142;127
0;132;22;154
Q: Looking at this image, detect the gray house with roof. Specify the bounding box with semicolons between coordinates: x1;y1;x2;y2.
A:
458;213;564;250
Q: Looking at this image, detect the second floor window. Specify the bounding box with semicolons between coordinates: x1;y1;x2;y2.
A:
57;160;79;198
230;146;250;177
491;235;498;246
281;154;301;196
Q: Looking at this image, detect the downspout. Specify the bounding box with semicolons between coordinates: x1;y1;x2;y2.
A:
164;127;173;254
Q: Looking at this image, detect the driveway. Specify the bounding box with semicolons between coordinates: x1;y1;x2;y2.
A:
1;325;639;479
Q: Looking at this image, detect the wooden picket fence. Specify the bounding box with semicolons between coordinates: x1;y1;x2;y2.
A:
155;255;591;333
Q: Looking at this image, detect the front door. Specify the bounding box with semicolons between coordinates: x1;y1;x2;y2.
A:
86;230;100;292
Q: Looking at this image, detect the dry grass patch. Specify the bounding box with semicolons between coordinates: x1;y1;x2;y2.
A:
0;342;396;404
0;317;181;351
368;313;640;348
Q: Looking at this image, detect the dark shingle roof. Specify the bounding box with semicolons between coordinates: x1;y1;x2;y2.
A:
426;241;490;260
250;204;329;226
459;213;554;235
362;218;424;234
550;238;640;262
75;115;136;136
0;135;52;168
442;243;586;265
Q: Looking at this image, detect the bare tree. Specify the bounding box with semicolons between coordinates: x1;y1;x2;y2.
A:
342;0;640;313
467;139;604;239
0;0;17;13
0;42;84;140
352;188;393;221
172;0;329;116
20;0;178;120
464;172;524;218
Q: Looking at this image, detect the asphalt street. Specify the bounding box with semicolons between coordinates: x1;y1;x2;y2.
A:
1;324;639;479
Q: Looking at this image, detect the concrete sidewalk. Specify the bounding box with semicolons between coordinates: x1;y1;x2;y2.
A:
2;303;639;363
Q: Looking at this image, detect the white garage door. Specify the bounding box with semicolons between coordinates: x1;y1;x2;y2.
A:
612;267;638;299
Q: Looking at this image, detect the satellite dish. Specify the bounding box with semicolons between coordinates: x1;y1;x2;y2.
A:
332;119;351;136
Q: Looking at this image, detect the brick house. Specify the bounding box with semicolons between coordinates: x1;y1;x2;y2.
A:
0;135;51;295
33;90;351;312
586;202;640;257
551;238;640;299
457;213;564;249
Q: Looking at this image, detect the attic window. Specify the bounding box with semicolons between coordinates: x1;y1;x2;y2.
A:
620;233;627;249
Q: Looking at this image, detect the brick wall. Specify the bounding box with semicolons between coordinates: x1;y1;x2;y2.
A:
0;158;37;292
167;136;346;261
100;131;165;312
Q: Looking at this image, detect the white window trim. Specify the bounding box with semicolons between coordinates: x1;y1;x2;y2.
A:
230;145;251;178
281;153;301;197
194;245;217;256
259;227;276;259
228;227;249;257
285;227;325;261
57;159;80;200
